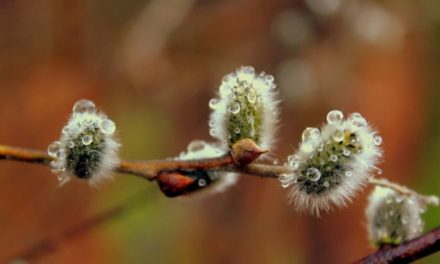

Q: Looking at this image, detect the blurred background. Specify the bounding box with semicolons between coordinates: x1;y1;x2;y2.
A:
0;0;439;263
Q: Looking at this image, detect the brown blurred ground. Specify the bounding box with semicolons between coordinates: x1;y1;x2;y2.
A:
0;0;438;263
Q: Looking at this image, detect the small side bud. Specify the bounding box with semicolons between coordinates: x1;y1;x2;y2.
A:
366;186;425;246
48;99;120;186
157;170;211;197
209;66;279;153
282;110;383;215
231;139;268;167
160;140;238;196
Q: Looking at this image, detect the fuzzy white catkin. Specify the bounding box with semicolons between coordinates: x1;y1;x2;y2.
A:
366;186;425;246
281;110;383;215
47;99;120;186
208;66;279;152
177;140;238;194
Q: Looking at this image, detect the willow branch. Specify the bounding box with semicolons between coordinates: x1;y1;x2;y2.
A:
2;143;440;262
0;142;286;181
353;226;440;264
369;177;440;207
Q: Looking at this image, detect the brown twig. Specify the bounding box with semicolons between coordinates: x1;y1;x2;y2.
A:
1;143;440;263
353;226;440;264
369;177;439;207
0;141;285;182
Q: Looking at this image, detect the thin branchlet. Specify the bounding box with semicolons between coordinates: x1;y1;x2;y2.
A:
1;143;440;262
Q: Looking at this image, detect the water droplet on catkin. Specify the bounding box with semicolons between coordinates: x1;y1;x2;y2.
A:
198;179;207;187
100;119;116;135
333;130;345;142
373;135;383;146
306;167;321;181
228;103;241;114
209;98;220;109
48;141;61;157
82;135;93;145
57;174;66;182
247;91;257;104
349;112;367;127
327;110;344;124
73;99;95;114
302;127;320;142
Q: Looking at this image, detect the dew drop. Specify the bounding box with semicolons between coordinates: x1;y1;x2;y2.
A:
188;140;206;152
198;179;207;187
68;141;75;148
264;74;274;83
228;103;241;114
50;160;65;171
323;181;330;188
343;149;351;156
302;127;320;142
73;99;95;114
281;181;290;188
301;143;314;153
280;173;297;188
57;174;66;182
345;171;353;177
209;98;220;109
373;135;383;146
326;110;344;124
57;149;66;159
329;154;338;162
247;90;257;104
62;126;70;135
288;155;300;169
234;127;241;134
48;141;61;157
306;167;321;181
82;135;93;145
349;112;367;127
333;130;345;142
279;173;293;182
209;128;217;137
100;119;116;135
242;66;255;75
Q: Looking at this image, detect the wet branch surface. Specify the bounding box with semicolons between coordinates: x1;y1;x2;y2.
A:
1;143;439;263
353;226;440;264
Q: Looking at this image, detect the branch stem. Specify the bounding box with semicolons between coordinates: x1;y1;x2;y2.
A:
0;144;285;181
368;177;439;207
1;144;440;263
353;227;440;264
